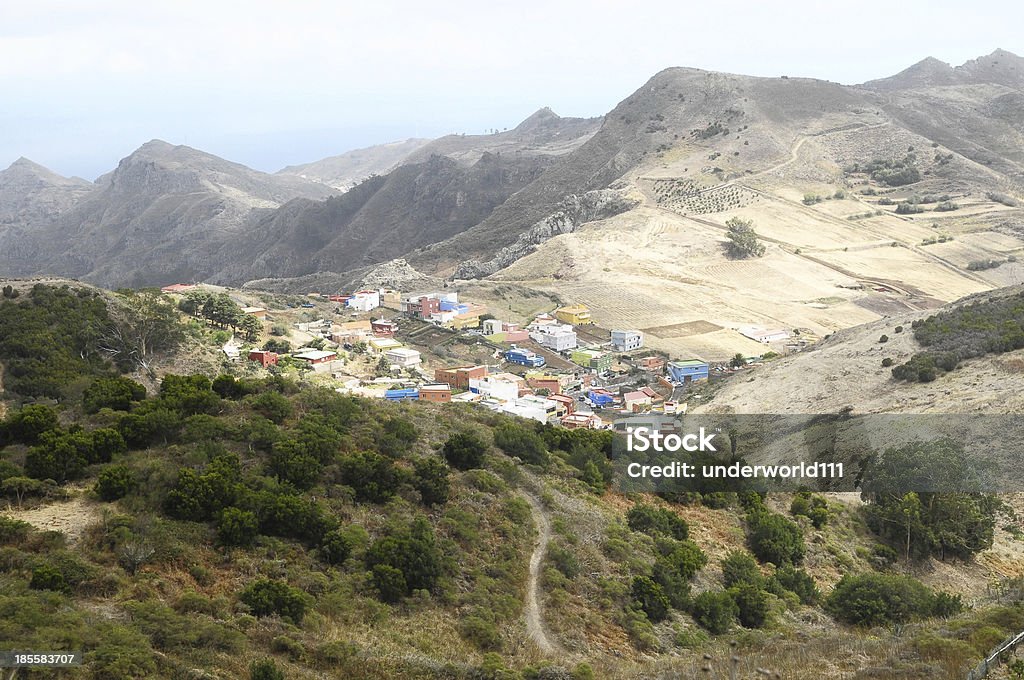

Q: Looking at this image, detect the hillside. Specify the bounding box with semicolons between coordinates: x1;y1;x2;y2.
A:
0;283;1022;679
277;138;431;191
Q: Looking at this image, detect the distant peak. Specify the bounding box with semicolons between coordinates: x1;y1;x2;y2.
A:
514;107;561;132
3;156;57;177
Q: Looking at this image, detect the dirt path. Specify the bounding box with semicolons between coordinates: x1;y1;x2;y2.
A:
522;492;563;656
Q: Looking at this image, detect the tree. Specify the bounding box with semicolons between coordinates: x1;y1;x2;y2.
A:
442;432;487;470
372;564;408;603
773;566;819;605
319;528;353;565
4;404;59;444
725;217;766;258
2;477;46;508
729;353;746;369
627;504;689;540
493;421;549;466
268;439;322;490
826;573;936;626
99;290;184;375
263;338;291;354
338;451;405;503
238;315;263;342
365;516;443;599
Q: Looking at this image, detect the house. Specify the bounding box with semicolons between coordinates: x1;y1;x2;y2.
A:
623;390;653;412
482;319;503;335
242;307;268;320
371;319;399;337
294;319;330;333
561;412;602;430
611;330;644;352
738;326;791;344
530;313;557;327
548;394;574;417
638;386;663;403
525;372;563;394
435;365;488;389
367;337;403;354
405;292;457;318
469;374;525;402
637;355;667;372
347;290;381;312
331;320;374;345
500;395;559;424
505;348;545;368
294;349;338;365
248;350;278;367
444;303;486;330
554;304;593;325
529;324;577;351
385;348;422;368
667;360;709;383
419;383;452;403
222;344;240;361
571;349;613;373
160;283;196;294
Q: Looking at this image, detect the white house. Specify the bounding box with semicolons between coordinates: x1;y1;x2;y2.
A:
347;290;381;312
610;329;644;352
529;323;577;351
468;375;522;403
738;326;791;344
500;395;559;424
385;347;422;368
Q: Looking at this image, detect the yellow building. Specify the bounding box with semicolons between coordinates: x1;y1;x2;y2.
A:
554;304;593;325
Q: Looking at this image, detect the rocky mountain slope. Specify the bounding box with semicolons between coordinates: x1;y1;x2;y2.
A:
276;137;431;191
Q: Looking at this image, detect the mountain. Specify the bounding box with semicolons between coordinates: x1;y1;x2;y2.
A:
276;137;431;191
0;159;94;275
3;52;1024;319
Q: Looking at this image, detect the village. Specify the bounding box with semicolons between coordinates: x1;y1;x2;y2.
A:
159;282;795;431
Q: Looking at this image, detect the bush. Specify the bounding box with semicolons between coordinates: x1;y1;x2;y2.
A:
412;456;450;506
365;516;442;600
730;583;770;628
458;613;501;650
725;217;766;258
881;357;894;367
747;511;805;565
626;504;689;540
442;432;488;470
631;576;670;623
30;564;68;592
493;421;549;466
83;377;147;413
878;334;889;343
773;566;819;605
4;405;59;444
338;451;406;503
239;578;310;623
790;491;830;528
826;573;942;626
0;516;32;544
721;550;762;588
691;591;737;634
371;564;407;604
217;507;259;547
250;659;285;680
95;465;136;501
319;528;353;565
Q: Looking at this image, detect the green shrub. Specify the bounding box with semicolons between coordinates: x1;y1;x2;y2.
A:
319;528;353;565
83;377;146;413
691;590;737;634
493;421;549;466
96;465;136;501
30;564;68;592
458;612;501;650
790;491;830;528
372;564;407;604
240;579;310;624
730;583;769;628
250;659;285;680
773;566;819;605
826;573;943;626
627;504;689;540
365;516;442;600
412;456;450;506
442;432;488;470
631;576;670;623
217;507;259;547
721;550;762;588
747;511;805;566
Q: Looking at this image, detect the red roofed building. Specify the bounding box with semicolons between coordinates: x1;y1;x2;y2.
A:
248;350;278;368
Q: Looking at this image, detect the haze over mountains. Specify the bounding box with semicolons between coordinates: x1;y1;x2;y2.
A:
2;50;1024;357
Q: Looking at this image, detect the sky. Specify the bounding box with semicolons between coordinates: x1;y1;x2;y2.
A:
2;0;1022;180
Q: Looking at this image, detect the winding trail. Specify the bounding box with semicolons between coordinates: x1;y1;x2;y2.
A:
522;492;563;655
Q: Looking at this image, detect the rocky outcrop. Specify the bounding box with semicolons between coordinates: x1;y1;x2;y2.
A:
453;190;638;279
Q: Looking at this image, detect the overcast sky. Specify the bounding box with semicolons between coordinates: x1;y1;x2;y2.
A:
3;1;1021;180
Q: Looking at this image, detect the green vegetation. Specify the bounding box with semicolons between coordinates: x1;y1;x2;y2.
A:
724;217;766;258
847;156;921;187
826;573;962;626
892;291;1024;381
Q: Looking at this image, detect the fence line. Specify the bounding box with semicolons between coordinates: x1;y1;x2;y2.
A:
966;629;1024;680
